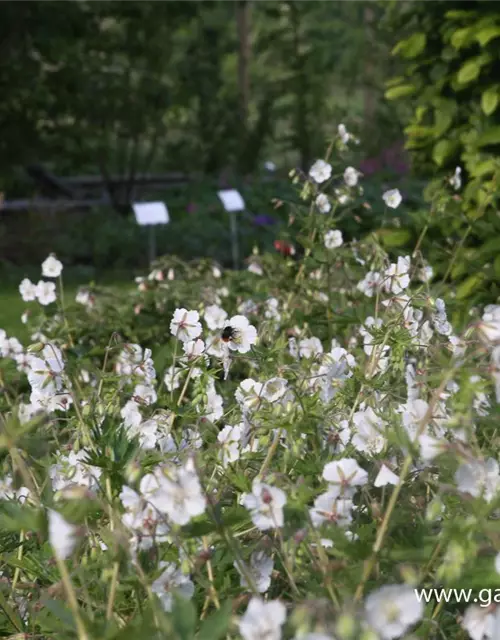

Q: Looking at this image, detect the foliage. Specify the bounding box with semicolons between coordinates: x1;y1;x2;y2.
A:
1;132;500;640
0;1;403;198
386;0;500;307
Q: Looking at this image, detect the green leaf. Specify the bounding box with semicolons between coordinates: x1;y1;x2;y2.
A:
392;33;427;59
376;229;412;248
198;601;232;640
476;127;500;147
40;597;77;630
385;84;417;100
451;27;474;49
0;588;23;632
481;88;498;115
470;159;497;177
171;594;196;640
457;59;481;84
432;140;454;167
456;274;485;300
475;25;500;47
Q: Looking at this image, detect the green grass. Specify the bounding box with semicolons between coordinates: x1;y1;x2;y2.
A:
0;287;29;339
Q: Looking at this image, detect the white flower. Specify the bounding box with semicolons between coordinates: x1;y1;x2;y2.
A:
351;407;387;455
374;465;400;487
315;193;331;214
19;278;37;302
235;378;264;412
35;280;57;305
48;509;78;560
322;458;368;497
241;479;286;530
357;271;382;297
338;123;351;144
449;166;462;190
76;288;93;306
382;188;402;209
239;597;286;640
27;344;65;394
144;460;206;525
221;315;257;353
41;254;63;278
152;562;194;612
248;262;264;276
479;305;500;343
384;256;410;295
218;424;244;467
204;305;228;331
202;379;224;422
324;230;343;250
264;161;277;172
299;337;323;359
309;159;332;184
212;265;222;278
182;338;206;361
236;551;274;593
344;166;360;187
262;377;288;403
419;265;434;283
310;491;353;528
365;584;423;640
455;458;500;503
170;308;202;342
461;604;496;640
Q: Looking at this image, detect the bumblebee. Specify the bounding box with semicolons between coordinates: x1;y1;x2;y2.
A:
221;325;236;342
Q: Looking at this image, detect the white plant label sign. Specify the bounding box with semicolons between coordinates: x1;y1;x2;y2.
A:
133;202;170;226
217;189;245;212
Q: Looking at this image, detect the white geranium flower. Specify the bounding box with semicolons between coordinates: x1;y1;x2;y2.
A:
309;159;332;184
241;479;286;530
236;551;274;593
164;366;182;392
235;378;264;412
419;265;434;283
170;308;202;342
262;377;288;403
239;597;286;640
48;509;78;560
76;288;93;306
151;562;194;612
35;280;57;305
143;460;206;525
374;464;400;487
384;256;410;295
19;278;37;302
344;166;360;187
382;188;402;209
221;315;257;353
449;166;462;190
248;262;264;276
351;407;387;455
27;343;65;393
133;384;157;405
324;230;343;250
479;305;500;344
310;491;353;528
204;305;228;331
365;584;423;639
299;337;323;359
41;254;63;278
338;123;351;144
322;458;368;497
316;193;331;214
218;424;244;467
202;379;224;422
357;271;382;297
461;604;496;640
455;458;500;503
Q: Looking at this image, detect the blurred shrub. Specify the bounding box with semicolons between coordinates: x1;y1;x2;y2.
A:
386;0;500;306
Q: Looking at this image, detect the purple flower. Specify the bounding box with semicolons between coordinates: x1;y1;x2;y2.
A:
253;214;276;227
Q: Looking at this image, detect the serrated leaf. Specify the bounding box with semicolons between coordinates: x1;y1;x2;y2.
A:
198;600;232;640
481;88;498;115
